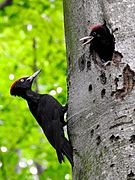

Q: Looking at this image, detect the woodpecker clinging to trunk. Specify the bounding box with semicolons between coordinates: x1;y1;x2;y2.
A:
10;70;73;166
80;21;115;63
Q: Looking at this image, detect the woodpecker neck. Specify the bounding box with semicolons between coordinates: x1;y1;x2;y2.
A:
21;89;40;102
21;89;40;119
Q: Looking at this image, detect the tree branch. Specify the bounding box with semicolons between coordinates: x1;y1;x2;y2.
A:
0;0;13;10
32;37;39;93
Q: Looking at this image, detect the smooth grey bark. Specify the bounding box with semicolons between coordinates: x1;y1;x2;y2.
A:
63;0;135;179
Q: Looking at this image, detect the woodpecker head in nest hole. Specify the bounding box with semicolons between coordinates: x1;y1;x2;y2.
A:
80;21;116;63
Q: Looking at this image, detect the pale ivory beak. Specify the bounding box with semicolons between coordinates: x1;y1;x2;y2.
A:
79;36;94;46
27;69;41;82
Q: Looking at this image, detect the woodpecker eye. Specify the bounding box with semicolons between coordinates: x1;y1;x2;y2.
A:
92;32;97;36
20;79;24;82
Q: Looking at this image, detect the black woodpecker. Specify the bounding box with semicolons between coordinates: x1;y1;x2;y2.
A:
10;70;73;166
80;21;115;63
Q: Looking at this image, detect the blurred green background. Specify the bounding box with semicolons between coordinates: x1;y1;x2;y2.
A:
0;0;71;179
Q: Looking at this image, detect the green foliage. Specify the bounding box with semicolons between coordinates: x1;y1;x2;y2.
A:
0;0;71;179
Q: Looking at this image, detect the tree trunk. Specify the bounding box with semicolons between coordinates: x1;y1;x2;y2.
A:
63;0;135;179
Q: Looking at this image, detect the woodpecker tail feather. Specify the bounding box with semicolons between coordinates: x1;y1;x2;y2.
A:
56;150;64;164
62;138;73;166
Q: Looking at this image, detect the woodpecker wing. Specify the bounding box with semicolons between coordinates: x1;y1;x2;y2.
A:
36;96;65;163
40;109;65;163
52;109;65;163
40;94;66;126
51;109;73;165
36;95;73;165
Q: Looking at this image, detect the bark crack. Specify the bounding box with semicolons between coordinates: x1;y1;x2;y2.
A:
109;120;133;129
114;64;135;100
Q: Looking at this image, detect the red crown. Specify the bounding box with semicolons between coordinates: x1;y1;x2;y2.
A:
90;24;102;31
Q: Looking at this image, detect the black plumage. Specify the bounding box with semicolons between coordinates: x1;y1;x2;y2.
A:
80;21;115;63
10;70;73;166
